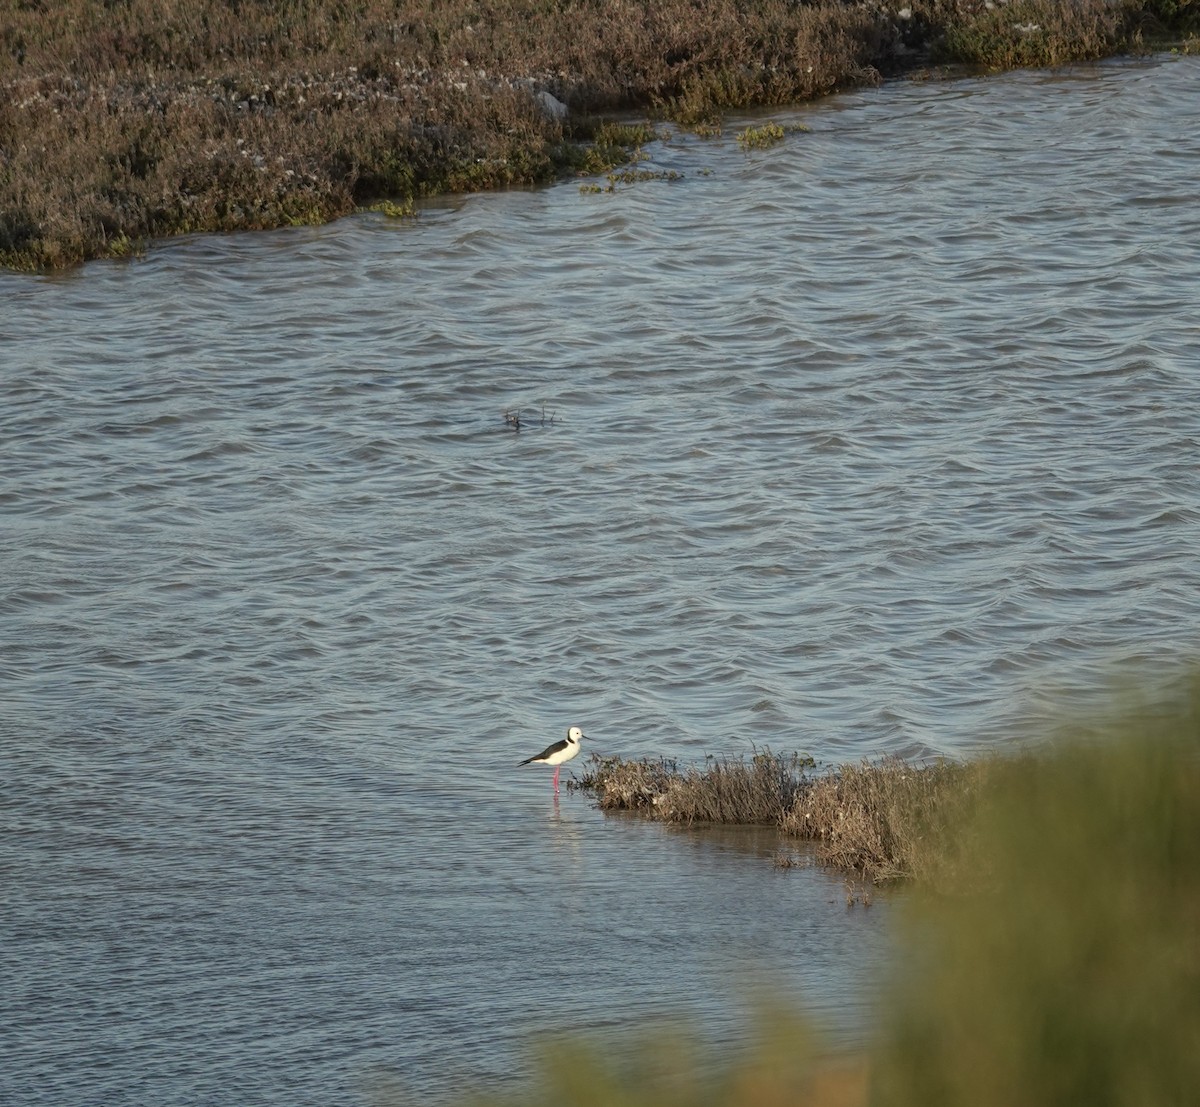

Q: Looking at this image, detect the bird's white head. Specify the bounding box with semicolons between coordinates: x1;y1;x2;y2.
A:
567;726;585;744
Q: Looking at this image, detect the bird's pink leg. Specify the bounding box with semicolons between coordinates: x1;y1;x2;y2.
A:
553;766;560;793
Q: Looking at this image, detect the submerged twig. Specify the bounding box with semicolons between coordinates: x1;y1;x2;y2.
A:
503;404;558;431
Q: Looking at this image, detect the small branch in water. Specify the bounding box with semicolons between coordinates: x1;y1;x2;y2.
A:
503;404;558;431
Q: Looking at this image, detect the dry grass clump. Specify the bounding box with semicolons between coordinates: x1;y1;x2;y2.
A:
782;756;999;884
657;750;816;825
575;754;682;811
579;750;815;824
579;748;987;881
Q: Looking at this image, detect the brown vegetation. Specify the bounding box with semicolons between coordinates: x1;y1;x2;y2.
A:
2;0;1196;270
577;747;999;882
655;749;811;824
783;755;997;884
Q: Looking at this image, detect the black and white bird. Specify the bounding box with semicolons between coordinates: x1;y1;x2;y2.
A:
519;726;585;793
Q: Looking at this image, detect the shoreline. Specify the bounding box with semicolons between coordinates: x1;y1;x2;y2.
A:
3;0;1196;272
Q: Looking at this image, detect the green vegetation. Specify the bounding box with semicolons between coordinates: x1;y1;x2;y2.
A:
433;675;1200;1107
736;123;787;149
581;166;684;193
365;198;416;219
2;0;1197;270
415;1007;866;1107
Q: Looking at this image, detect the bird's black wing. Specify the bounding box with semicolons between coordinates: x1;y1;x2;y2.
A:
518;737;569;765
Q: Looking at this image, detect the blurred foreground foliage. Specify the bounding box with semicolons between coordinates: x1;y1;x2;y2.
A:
874;675;1200;1107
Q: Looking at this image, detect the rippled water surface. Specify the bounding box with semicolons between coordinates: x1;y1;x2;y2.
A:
4;53;1200;1107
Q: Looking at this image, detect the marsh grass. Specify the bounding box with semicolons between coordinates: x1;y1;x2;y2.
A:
782;756;999;884
0;0;887;269
736;123;787;149
579;748;987;882
5;0;1192;269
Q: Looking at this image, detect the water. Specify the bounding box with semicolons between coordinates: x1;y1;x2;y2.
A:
4;52;1200;1106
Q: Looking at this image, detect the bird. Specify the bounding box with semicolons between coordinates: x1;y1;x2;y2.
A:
519;726;585;793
